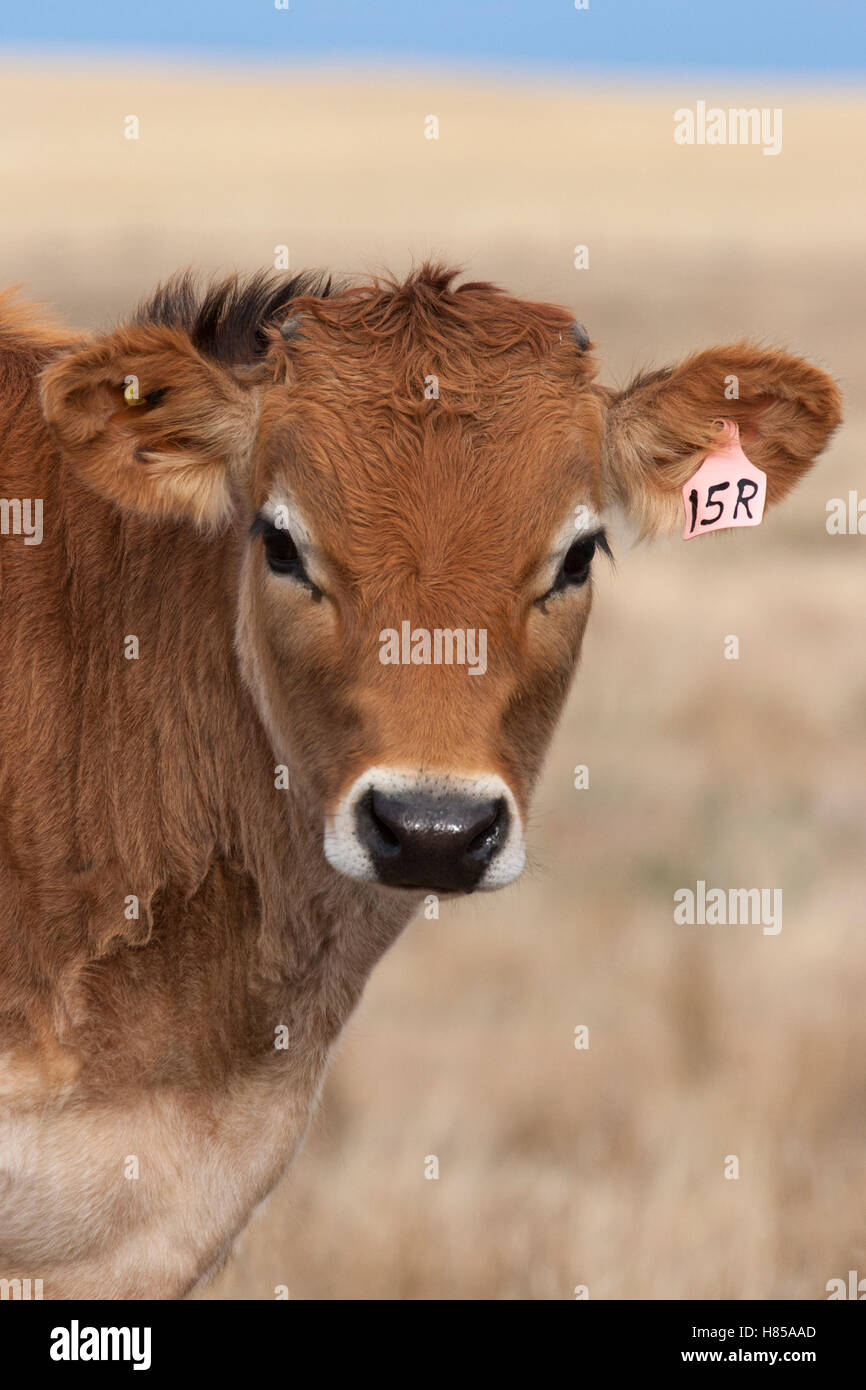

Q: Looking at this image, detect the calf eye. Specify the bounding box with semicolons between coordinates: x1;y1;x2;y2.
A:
559;535;597;586
263;525;304;577
251;516;314;588
540;529;611;603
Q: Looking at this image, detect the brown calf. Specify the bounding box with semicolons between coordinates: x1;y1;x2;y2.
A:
0;265;841;1297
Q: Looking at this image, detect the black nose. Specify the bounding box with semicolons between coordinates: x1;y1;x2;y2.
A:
357;789;509;892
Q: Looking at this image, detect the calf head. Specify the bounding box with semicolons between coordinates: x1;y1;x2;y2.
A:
41;266;841;894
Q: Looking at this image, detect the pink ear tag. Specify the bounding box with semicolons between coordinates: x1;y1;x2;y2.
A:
682;420;767;540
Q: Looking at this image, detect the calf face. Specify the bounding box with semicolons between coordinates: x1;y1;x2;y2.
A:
40;266;841;894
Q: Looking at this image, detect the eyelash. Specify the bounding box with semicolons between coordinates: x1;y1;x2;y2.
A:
539;530;612;603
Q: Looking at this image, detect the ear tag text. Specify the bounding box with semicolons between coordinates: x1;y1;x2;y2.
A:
682;420;767;540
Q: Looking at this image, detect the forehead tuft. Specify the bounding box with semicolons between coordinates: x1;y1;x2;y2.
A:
281;263;591;389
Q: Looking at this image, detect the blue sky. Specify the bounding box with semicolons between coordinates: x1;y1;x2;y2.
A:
0;0;864;75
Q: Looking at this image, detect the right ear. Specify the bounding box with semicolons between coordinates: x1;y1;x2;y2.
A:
40;323;261;527
598;342;842;539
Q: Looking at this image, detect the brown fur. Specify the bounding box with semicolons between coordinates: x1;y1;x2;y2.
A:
0;266;841;1297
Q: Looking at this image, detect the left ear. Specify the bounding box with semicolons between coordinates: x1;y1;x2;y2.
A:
601;342;842;538
40;322;262;527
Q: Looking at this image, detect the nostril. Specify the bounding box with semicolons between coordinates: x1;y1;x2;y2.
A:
359;789;402;857
371;809;400;853
465;798;506;861
374;821;400;852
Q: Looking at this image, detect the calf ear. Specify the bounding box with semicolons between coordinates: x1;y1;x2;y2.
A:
601;343;842;539
40;323;260;527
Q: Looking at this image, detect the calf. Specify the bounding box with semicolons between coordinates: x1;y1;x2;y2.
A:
0;266;841;1297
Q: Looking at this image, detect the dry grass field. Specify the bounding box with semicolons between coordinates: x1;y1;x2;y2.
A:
2;61;863;1299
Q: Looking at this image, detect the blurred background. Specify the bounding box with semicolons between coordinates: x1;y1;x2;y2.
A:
2;1;863;1299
